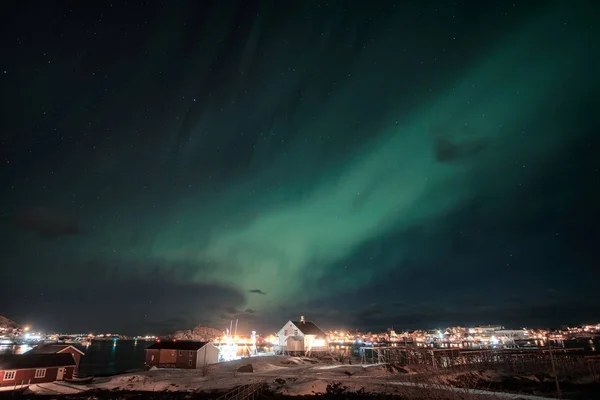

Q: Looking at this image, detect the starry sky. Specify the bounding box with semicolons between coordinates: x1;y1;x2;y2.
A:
1;0;599;336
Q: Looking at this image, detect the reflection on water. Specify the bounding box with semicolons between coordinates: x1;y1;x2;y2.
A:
0;345;32;354
77;340;152;376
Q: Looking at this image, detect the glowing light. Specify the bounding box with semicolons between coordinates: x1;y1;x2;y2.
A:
219;334;241;362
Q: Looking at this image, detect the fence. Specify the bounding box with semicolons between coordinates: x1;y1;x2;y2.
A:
360;346;600;380
216;382;266;400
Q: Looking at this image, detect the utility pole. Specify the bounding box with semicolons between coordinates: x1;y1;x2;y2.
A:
548;340;562;399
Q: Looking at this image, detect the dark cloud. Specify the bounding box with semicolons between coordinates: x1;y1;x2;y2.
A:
142;317;188;331
0;259;247;335
271;290;600;333
386;300;600;330
432;136;488;163
249;289;266;295
223;306;238;315
353;303;384;321
13;208;80;238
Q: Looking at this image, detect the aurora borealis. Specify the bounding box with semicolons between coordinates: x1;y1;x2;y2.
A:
1;1;599;335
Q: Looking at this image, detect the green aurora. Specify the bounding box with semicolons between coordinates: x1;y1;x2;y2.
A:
1;0;598;333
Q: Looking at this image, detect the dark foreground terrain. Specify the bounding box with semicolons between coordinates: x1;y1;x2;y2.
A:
1;375;599;400
0;389;427;400
0;390;487;400
1;386;600;400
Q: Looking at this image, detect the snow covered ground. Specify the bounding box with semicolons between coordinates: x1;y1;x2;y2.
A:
25;356;559;399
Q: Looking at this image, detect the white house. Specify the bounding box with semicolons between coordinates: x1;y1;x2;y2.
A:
277;316;328;355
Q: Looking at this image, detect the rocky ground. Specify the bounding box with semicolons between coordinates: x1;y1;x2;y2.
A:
167;326;224;342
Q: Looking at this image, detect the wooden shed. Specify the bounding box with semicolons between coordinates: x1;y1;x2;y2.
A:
145;341;219;369
29;344;84;372
0;353;77;387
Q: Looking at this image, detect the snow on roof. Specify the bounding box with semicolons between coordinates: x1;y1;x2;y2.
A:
30;344;85;355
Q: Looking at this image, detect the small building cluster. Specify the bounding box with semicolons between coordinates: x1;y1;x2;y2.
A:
323;324;600;349
141;316;329;369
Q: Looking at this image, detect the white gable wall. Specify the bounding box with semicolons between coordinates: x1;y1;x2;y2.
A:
195;343;220;367
277;320;304;347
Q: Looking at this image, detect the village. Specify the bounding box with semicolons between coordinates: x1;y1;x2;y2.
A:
2;316;600;398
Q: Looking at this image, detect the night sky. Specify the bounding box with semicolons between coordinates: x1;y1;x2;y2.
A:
1;1;599;336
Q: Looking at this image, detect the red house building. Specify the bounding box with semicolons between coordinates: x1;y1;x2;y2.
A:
29;344;84;372
0;353;77;387
145;341;219;369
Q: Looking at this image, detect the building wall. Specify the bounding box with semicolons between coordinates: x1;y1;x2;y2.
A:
175;349;198;369
146;346;218;369
159;349;177;366
58;348;82;371
146;348;196;369
286;336;304;352
195;344;219;367
145;349;161;367
0;366;74;387
304;334;328;351
277;321;303;348
304;334;315;351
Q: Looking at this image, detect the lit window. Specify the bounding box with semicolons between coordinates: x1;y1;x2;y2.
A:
3;371;16;380
35;369;46;378
294;330;298;336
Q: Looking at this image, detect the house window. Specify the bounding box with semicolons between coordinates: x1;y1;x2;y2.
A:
179;351;182;356
35;369;46;378
188;360;192;366
3;371;16;380
189;351;193;356
284;330;288;336
294;330;298;336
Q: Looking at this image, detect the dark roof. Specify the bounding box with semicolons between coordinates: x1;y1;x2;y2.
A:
30;344;85;355
146;341;209;350
291;321;326;337
0;353;76;370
